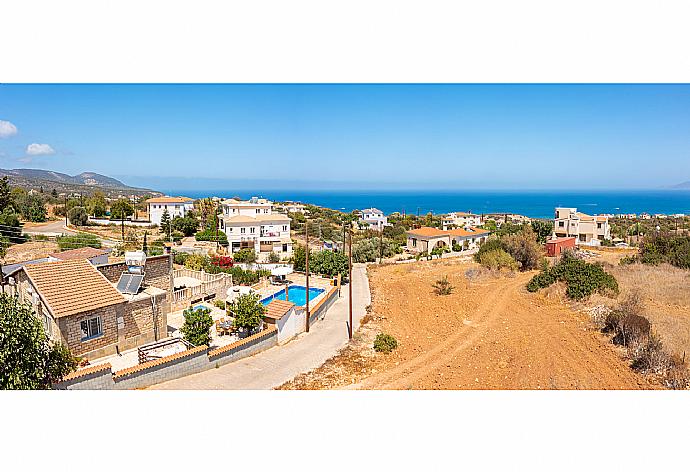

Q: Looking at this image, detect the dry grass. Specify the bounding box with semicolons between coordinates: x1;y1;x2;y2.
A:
589;263;690;361
3;241;59;264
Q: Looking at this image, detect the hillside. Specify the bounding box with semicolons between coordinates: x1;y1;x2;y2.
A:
0;168;161;197
670;181;690;189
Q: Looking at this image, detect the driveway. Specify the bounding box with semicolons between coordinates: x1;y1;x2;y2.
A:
151;263;371;389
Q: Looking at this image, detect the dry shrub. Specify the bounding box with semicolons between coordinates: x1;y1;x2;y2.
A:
604;291;651;347
629;333;671;374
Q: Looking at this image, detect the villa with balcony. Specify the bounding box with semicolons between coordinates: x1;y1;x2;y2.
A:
553;207;611;245
219;197;293;259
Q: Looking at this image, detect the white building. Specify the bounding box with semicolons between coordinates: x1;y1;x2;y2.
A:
146;197;194;225
442;212;482;230
220;197;292;258
359;208;389;230
553;207;611;245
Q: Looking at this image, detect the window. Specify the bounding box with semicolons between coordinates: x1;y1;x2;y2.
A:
256;209;260;213
559;221;564;227
264;209;268;213
250;227;255;234
282;225;287;231
411;238;417;247
80;316;102;340
241;227;246;234
597;223;602;229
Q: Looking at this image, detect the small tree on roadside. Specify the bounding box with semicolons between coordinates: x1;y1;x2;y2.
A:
0;294;77;389
67;206;89;226
180;306;213;347
230;293;266;337
110;198;134;220
433;275;454;295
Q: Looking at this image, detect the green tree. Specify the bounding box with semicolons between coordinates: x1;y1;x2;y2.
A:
171;215;199;237
67;206;89;226
233;248;256;263
531;220;554;243
291;244;308;271
180;306;213;347
0;208;26;243
14;193;47;222
51;188;58;198
502;227;544;270
110;198;134;220
311;250;348;277
87;191;107;217
230;293;266;337
0;177;12;212
0;294;77;389
142;231;148;254
159;209;171;235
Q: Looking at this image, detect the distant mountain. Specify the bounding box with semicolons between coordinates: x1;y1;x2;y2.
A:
670;181;690;189
0;168;161;197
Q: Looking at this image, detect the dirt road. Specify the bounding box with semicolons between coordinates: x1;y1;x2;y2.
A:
282;260;653;389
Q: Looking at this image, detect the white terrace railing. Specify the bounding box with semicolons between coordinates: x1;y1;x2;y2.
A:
172;269;233;303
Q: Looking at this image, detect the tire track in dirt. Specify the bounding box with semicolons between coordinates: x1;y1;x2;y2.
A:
350;264;651;390
355;276;524;389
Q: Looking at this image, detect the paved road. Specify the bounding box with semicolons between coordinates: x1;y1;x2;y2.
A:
22;220;77;236
151;263;371;389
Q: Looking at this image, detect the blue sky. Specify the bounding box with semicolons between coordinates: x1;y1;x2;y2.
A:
1;84;689;191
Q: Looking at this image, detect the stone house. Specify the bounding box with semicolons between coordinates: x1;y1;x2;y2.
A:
13;258;169;361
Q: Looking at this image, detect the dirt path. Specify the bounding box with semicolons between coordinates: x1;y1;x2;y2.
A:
282;260;654;390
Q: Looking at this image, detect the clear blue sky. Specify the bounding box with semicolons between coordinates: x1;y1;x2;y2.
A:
1;84;689;190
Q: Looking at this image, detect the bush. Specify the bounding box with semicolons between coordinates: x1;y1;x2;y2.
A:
373;333;398;353
173;252;189;265
213;299;226;310
180;306;213;347
183;254;208;271
474;237;506;263
501;227;544;271
619;255;638;265
210;255;234;269
233;248;256;263
526;252;618;300
433;276;454;295
57;233;101;251
639;234;690;269
478;249;518;271
67;206;89;226
352;237;401;263
452;243;462;252
311;250;348;277
268;251;280;263
195;229;228;245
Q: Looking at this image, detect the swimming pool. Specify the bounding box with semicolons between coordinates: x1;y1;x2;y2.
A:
261;285;325;307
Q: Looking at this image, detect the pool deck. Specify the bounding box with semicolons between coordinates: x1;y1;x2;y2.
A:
254;273;334;308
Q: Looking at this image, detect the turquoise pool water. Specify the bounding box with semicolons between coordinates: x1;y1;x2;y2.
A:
261;285;325;307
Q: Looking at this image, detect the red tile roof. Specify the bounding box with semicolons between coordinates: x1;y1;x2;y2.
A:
263;299;295;320
49;247;108;261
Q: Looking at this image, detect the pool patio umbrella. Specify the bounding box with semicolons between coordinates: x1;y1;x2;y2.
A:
271;266;293;277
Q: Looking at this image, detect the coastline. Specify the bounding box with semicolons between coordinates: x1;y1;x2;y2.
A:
158;188;690;219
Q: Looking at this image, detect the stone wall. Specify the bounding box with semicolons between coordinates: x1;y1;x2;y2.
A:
97;254;171;290
208;326;278;367
59;304;122;357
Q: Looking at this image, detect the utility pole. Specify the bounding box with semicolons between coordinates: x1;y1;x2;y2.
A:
215;201;219;251
348;225;353;340
121;209;125;242
305;219;310;333
64;196;68;226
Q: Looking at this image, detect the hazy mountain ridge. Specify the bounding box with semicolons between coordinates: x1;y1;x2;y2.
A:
0;168;160;197
670;181;690;189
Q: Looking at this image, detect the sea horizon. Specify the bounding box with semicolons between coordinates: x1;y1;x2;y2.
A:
156;188;690;220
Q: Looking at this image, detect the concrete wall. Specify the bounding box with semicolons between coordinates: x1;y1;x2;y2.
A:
53;327;279;390
113;346;210;390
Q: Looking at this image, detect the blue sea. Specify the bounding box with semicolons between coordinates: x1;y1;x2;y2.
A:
161;189;690;220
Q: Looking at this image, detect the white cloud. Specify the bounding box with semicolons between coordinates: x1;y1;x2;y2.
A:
0;120;18;138
26;143;56;156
